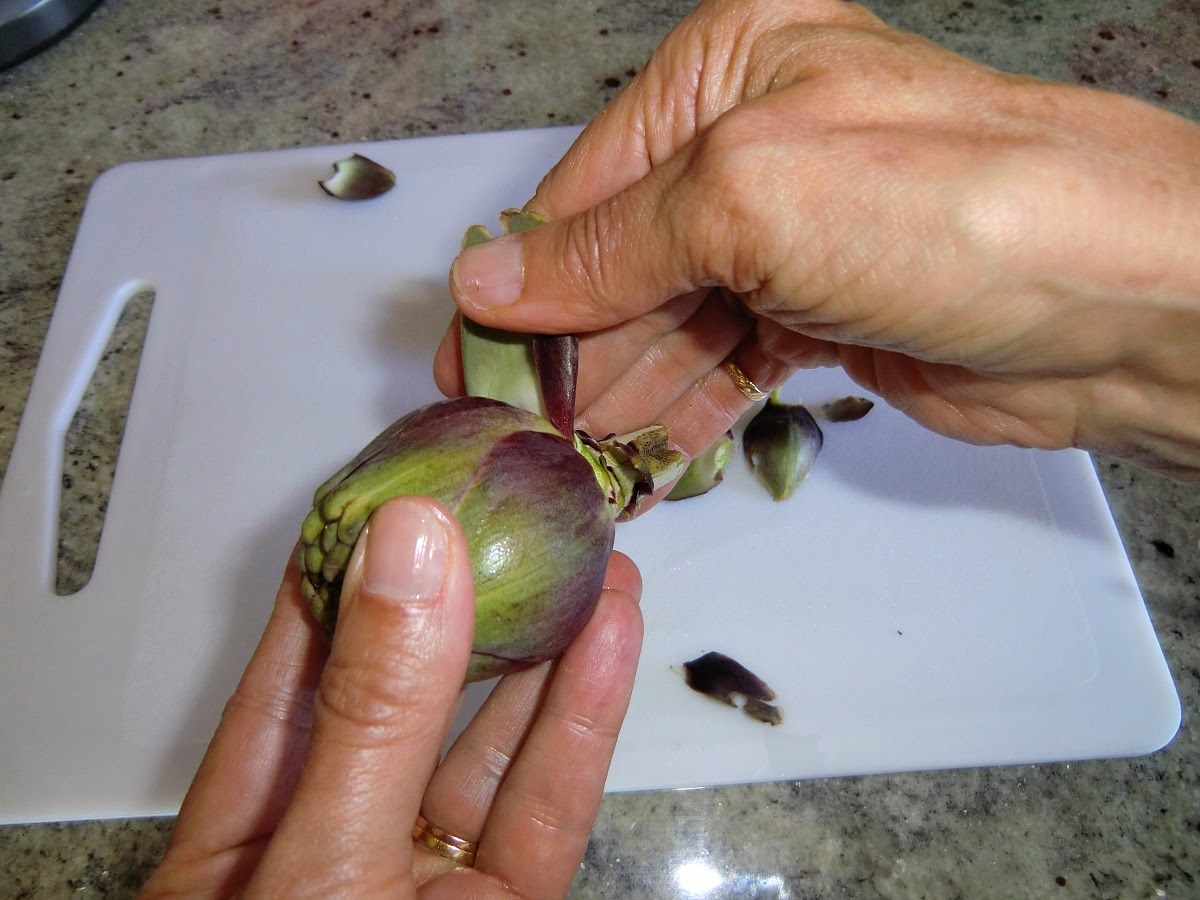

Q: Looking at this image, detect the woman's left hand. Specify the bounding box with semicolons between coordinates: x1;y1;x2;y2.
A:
141;495;643;898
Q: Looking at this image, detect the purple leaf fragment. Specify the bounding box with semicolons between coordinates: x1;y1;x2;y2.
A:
680;651;784;725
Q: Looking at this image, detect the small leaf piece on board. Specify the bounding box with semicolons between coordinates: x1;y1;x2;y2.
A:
319;154;396;200
681;651;784;725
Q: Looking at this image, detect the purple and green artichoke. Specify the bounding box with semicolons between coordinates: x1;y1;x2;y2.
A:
297;210;683;683
298;397;617;682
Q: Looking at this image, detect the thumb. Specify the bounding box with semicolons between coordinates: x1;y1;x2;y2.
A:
251;496;475;893
449;149;726;334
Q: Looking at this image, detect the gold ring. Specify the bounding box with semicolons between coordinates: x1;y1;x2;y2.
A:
722;359;768;402
412;813;478;867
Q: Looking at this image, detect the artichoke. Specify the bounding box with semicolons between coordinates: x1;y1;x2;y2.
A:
297;210;684;682
299;397;618;682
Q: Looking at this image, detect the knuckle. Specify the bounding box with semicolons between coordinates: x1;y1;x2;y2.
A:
557;706;621;746
525;800;572;840
458;729;517;781
678;112;780;290
561;202;637;324
515;787;591;845
223;681;316;733
314;653;426;738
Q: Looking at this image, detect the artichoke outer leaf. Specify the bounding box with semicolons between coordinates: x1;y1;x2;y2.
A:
680;650;784;723
533;333;578;437
821;396;875;423
460;318;544;415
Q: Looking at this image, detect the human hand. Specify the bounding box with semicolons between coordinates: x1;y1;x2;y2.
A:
140;496;643;898
438;0;1200;478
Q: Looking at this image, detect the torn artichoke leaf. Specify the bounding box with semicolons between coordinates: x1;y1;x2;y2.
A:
460;317;545;417
678;651;784;726
743;697;785;726
820;396;875;423
318;153;397;200
574;426;687;521
665;430;734;501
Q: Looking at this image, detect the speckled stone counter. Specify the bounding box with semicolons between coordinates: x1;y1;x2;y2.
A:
2;1;1199;897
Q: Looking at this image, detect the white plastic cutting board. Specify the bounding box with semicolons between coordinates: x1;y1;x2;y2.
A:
0;127;1180;825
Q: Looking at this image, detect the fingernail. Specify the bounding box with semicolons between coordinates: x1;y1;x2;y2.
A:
451;235;524;309
362;499;449;602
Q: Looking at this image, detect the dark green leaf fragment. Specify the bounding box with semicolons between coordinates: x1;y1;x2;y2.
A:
462;224;493;248
681;651;783;725
821;396;875;423
319;153;396;200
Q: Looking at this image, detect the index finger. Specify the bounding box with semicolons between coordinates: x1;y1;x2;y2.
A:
162;562;323;862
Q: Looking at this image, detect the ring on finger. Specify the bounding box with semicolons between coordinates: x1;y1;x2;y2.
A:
412;813;478;867
722;357;769;402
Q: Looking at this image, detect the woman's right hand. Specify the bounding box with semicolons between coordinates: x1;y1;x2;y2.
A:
439;0;1200;479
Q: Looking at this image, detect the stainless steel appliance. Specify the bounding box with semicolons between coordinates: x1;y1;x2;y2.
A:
0;0;105;70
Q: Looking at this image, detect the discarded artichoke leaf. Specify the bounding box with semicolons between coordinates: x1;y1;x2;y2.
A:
743;697;784;726
318;153;396;200
821;396;875;423
743;390;824;501
665;431;734;501
679;651;784;726
681;650;776;704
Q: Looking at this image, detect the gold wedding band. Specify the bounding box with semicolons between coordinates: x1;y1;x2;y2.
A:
412;813;478;867
723;359;768;402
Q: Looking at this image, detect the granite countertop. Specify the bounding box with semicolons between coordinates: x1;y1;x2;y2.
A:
2;0;1199;896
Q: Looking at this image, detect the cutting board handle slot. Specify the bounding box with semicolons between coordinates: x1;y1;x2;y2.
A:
54;286;157;595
